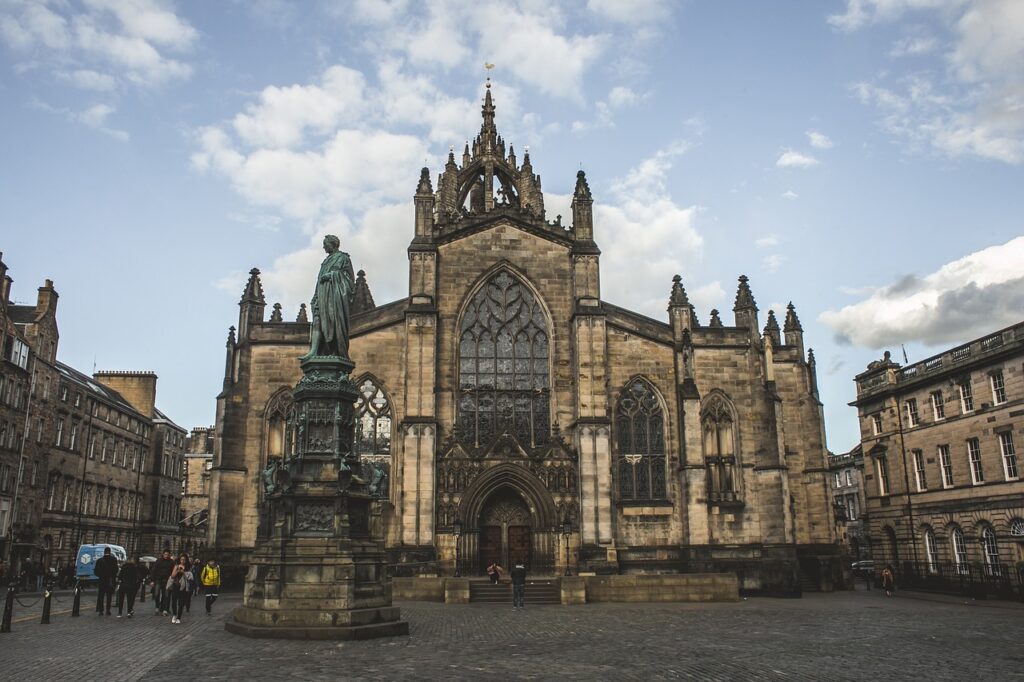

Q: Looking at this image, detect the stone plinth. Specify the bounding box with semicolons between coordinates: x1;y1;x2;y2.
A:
226;355;407;640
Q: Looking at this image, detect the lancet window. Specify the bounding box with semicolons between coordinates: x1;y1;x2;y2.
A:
354;377;392;458
456;271;550;450
614;379;667;501
702;393;740;503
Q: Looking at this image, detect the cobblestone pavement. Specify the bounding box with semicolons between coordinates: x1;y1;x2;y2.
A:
1;589;1021;681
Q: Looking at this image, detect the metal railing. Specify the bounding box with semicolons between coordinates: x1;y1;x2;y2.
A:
895;561;1024;602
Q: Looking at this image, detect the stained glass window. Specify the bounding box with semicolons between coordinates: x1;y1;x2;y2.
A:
615;379;666;501
702;394;739;502
456;271;550;449
354;377;392;457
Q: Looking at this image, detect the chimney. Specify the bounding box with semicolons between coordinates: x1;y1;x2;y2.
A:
36;278;59;316
93;371;158;418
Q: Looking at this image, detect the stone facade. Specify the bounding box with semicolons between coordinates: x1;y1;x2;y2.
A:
181;425;214;552
827;445;869;561
1;252;188;570
209;84;838;593
852;323;1024;580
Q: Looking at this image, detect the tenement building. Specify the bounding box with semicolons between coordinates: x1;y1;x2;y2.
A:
1;252;187;571
828;445;869;561
181;425;214;553
208;84;838;593
852;322;1024;582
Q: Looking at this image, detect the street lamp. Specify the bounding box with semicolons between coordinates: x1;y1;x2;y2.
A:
561;520;572;576
452;519;462;578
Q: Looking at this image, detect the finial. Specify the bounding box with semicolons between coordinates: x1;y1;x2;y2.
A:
270;303;283;323
784;301;803;332
734;274;757;310
808;348;816;364
417;166;433;194
352;268;376;315
573;169;592;200
669;274;690;307
296;303;308;323
764;309;780;333
709;309;723;328
227;325;236;345
240;267;266;305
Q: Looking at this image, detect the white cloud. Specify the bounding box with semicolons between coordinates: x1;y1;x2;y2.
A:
56;68;117;91
587;0;672;25
821;235;1024;347
33;98;129;140
776;150;819;168
806;130;833;149
781;190;799;200
755;234;780;248
572;85;643;132
889;35;938;57
835;0;1024;164
0;0;197;88
763;254;786;274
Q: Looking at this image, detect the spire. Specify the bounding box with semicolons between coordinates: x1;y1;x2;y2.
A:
447;146;457;169
573;169;592;201
669;275;690;307
226;325;236;346
240;268;265;305
733;275;756;311
763;309;781;345
352;269;376;315
462;141;471;167
479;78;497;152
709;309;723;328
416;166;433;195
270;302;283;323
784;302;803;332
296;303;308;323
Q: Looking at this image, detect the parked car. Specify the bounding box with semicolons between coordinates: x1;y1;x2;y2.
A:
851;560;875;574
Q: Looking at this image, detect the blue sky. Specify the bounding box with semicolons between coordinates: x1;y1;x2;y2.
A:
1;0;1022;452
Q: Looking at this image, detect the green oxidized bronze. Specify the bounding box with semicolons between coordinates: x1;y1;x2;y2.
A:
301;234;355;360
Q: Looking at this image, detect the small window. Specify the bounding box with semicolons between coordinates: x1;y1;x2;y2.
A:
845;469;853;486
990;371;1007;405
60;386;68;402
55;419;64;447
913;450;927;491
998;432;1018;480
931;391;945;420
74;392;81;408
871;413;883;435
876;456;891;495
938;444;954;488
959;381;974;412
833;472;841;488
905;399;919;427
968;438;984;484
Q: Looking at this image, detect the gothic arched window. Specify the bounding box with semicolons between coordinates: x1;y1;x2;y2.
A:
701;393;740;503
264;389;292;462
355;377;392;457
456;271;550;450
614;379;667;501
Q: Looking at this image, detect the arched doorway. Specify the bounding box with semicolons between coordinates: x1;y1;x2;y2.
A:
478;487;532;573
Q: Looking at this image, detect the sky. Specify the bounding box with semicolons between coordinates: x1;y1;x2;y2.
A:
1;0;1022;453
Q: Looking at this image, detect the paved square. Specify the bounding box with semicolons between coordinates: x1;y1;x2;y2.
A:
0;589;1020;680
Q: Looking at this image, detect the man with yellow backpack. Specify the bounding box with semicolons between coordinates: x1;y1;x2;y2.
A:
200;558;221;616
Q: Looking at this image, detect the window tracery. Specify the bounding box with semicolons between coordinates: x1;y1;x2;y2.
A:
702;393;740;503
456;271;550;451
354;377;392;458
614;379;667;501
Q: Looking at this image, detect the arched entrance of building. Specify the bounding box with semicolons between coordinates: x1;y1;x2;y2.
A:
478;487;531;573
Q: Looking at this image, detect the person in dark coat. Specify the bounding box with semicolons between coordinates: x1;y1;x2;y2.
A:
151;550;175;615
116;558;141;618
510;561;527;608
93;547;119;615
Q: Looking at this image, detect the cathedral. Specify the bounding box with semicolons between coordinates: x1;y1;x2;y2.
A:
208;83;839;593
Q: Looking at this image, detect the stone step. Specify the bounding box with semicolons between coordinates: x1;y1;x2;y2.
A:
470;580;560;604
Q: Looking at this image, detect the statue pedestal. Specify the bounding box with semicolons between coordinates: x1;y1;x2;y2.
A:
226;356;408;640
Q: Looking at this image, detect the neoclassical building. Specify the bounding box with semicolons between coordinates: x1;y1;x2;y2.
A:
208;85;838;592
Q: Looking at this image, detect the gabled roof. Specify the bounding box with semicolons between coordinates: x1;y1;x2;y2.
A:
153;407;186;432
55;361;145;419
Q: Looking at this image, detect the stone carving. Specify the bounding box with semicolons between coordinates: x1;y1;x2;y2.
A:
294;502;334;533
262;457;282;496
301;234;355;360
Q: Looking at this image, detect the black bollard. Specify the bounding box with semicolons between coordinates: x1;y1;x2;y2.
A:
1;581;15;633
41;580;53;625
71;579;82;617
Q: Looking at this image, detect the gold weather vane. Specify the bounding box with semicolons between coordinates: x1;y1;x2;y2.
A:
484;62;495;71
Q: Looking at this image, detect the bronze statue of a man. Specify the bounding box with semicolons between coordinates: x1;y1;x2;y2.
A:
301;235;355;360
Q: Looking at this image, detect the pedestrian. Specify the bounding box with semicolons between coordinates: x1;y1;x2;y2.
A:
487;560;503;584
151;549;175;616
167;559;193;625
178;553;194;613
200;558;221;616
93;547;119;616
510;561;526;609
881;564;895;597
136;560;149;603
116;558;141;618
0;559;6;585
862;566;873;591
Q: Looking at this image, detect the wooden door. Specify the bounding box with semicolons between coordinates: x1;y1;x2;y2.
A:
507;525;531;568
480;525;502;574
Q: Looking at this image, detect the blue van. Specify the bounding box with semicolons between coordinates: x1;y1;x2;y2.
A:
75;544;127;581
